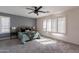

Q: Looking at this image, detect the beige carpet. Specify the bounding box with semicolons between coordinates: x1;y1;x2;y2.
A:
0;37;79;53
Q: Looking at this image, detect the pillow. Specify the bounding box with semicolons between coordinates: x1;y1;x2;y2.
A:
25;30;30;32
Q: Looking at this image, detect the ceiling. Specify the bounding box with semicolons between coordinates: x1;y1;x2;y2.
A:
0;6;77;18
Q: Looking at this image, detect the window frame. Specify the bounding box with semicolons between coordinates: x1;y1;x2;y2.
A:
51;18;58;33
0;16;10;34
42;19;47;32
57;16;66;34
42;16;66;34
46;19;52;32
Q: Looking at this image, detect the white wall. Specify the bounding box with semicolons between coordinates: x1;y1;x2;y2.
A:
37;7;79;45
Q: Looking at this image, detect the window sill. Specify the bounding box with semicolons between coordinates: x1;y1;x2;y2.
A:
51;33;65;37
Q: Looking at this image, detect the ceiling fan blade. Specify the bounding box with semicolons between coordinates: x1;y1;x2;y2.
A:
34;6;38;10
37;6;42;10
38;11;49;13
26;8;34;10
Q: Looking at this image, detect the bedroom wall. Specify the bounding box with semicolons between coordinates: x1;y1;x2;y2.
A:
0;12;36;27
37;7;79;45
0;12;36;38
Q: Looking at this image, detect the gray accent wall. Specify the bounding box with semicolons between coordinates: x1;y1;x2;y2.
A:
0;12;36;27
0;12;36;38
11;15;36;27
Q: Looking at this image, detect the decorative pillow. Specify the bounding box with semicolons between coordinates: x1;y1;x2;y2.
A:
25;30;30;32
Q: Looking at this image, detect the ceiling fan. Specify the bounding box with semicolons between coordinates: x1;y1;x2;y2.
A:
26;6;49;15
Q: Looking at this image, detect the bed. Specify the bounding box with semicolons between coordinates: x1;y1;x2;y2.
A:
18;31;40;44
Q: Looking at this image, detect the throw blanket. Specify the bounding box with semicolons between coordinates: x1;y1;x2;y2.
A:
18;31;40;44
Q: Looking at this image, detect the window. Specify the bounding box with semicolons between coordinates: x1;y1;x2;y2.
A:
42;16;66;34
0;16;10;34
51;18;57;32
47;19;51;32
58;17;66;33
43;19;47;31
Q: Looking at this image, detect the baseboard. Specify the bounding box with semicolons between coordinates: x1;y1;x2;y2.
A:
41;34;79;46
0;37;10;40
